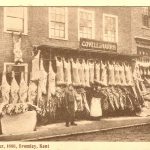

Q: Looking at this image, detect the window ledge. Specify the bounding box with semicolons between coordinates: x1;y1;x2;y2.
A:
141;26;150;30
4;30;28;36
78;37;95;41
49;37;68;41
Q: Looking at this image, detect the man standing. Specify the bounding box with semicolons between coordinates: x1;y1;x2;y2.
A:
64;84;77;127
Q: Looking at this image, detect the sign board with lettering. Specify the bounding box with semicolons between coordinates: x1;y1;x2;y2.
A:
80;38;117;52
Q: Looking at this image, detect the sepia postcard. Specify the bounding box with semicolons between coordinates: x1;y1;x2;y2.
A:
0;0;150;150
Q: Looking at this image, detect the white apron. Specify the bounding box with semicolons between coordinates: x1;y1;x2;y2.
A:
90;97;102;117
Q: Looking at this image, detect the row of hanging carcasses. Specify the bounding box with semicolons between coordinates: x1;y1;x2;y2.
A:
28;51;136;103
1;71;28;104
0;50;139;105
1;57;48;105
54;56;134;87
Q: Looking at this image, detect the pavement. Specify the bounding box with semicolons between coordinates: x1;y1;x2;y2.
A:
0;116;150;141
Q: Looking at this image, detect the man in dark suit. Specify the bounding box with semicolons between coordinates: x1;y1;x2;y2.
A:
64;84;77;127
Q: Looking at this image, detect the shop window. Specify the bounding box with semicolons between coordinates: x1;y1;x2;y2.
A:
103;14;118;43
78;8;95;40
4;7;28;34
142;7;150;28
49;7;68;40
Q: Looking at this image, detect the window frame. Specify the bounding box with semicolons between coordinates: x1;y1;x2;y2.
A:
78;8;95;40
142;7;150;29
48;7;68;40
4;7;28;35
103;13;118;43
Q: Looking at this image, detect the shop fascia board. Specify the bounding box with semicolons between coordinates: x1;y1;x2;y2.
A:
36;44;139;59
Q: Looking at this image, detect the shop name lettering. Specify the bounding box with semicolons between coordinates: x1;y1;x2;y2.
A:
80;38;117;51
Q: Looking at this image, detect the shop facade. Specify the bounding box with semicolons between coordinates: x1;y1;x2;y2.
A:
0;7;150;132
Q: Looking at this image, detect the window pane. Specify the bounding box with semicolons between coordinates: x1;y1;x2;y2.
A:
87;33;91;39
55;23;59;30
83;27;86;33
80;26;84;32
88;20;92;27
59;8;65;15
55;7;60;14
51;28;55;36
83;33;86;38
51;22;55;28
88;13;92;20
88;28;92;34
55;14;60;22
80;19;84;26
55;30;59;37
104;16;117;42
80;12;83;19
50;7;66;39
60;15;65;22
79;10;94;39
51;7;56;13
60;30;65;38
51;13;55;21
84;13;88;20
59;24;65;31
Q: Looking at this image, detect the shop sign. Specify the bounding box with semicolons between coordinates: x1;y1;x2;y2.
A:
80;38;117;52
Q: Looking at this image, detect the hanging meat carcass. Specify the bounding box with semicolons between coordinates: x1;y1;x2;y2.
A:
19;72;28;103
55;56;65;85
28;81;38;105
31;50;40;81
100;60;108;86
39;59;48;94
89;60;94;84
1;72;10;103
63;58;72;85
48;60;56;98
84;60;90;87
71;58;81;86
11;71;19;104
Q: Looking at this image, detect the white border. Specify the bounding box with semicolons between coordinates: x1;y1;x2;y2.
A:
78;8;95;41
102;13;118;43
48;7;68;40
0;0;149;6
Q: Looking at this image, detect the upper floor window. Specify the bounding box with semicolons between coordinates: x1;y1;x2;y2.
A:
49;7;68;40
78;9;95;40
142;7;150;28
103;14;118;43
4;7;28;34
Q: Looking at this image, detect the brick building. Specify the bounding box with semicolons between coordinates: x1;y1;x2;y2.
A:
0;7;149;79
131;7;150;56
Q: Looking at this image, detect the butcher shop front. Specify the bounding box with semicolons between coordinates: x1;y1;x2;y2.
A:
1;38;149;129
22;37;150;125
